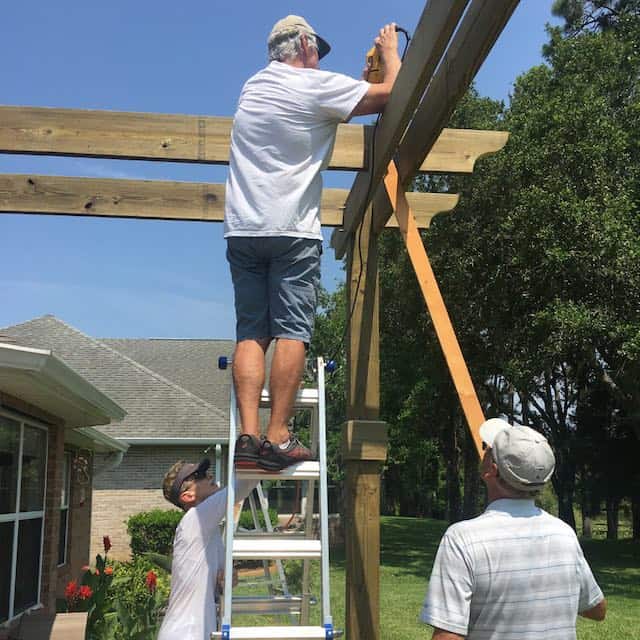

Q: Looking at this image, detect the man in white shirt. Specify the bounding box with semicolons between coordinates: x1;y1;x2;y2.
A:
157;458;256;640
421;418;606;640
224;15;401;471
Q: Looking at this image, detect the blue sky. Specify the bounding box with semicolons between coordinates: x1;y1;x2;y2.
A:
1;1;561;339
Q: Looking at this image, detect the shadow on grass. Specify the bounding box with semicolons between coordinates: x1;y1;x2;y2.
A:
380;516;448;578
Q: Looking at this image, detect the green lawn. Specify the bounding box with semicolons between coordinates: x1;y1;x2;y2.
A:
234;516;640;638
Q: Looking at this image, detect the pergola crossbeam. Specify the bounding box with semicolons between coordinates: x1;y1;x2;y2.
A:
330;0;469;251
0;174;457;228
0;106;506;175
396;0;520;184
332;0;519;258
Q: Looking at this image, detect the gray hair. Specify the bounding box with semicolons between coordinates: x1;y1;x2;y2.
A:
268;31;318;62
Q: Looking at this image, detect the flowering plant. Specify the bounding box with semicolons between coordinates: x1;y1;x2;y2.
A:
64;580;93;611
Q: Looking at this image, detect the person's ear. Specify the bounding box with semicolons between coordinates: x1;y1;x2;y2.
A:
180;487;196;508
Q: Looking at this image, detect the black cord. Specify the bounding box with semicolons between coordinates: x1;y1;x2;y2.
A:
327;29;411;367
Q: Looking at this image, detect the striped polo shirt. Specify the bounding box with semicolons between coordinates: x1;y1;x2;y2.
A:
421;499;603;639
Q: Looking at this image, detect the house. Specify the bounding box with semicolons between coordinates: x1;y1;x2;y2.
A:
0;338;126;627
1;316;234;562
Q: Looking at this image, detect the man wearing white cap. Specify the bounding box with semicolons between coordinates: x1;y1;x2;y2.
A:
225;15;401;471
420;418;606;639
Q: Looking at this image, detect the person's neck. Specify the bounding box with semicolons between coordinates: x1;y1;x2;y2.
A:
282;57;304;68
486;483;530;504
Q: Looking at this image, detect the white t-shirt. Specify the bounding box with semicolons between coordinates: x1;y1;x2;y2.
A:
224;61;369;240
157;480;256;640
421;499;604;639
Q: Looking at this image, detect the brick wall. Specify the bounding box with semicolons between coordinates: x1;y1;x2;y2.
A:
40;423;64;613
56;450;94;598
90;445;221;560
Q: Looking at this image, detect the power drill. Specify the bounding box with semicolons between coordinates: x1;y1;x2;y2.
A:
365;25;409;84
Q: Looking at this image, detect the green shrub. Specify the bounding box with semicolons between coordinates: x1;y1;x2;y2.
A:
238;506;280;530
127;509;183;556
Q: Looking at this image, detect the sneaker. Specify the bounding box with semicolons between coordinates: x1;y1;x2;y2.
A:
258;437;314;471
234;434;262;469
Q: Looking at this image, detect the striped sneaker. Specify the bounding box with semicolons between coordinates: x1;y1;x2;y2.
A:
258;437;313;471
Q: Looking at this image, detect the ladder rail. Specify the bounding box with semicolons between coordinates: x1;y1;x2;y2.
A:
317;358;332;627
220;356;334;638
222;384;238;631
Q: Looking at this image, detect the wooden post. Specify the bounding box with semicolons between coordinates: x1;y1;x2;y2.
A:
343;205;387;639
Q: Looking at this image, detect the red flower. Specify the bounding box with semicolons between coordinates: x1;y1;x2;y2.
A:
103;535;112;553
104;566;113;576
94;569;100;576
78;585;93;600
64;580;78;601
145;570;157;593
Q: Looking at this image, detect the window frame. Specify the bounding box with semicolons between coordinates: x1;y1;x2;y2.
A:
0;407;48;624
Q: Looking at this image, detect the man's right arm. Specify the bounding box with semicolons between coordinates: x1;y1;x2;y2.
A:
350;23;401;117
579;598;607;621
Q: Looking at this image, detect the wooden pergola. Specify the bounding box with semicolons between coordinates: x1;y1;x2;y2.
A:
0;1;520;637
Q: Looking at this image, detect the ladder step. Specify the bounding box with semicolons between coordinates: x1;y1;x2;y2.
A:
233;537;321;559
235;531;307;538
231;595;316;615
260;388;319;409
213;627;332;639
236;460;321;480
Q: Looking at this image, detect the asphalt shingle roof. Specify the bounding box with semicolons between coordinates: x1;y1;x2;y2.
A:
101;338;235;409
0;316;230;440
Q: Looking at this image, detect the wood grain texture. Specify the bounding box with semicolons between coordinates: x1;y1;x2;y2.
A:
0;105;506;174
335;0;470;243
397;0;519;184
384;161;485;456
0;174;457;228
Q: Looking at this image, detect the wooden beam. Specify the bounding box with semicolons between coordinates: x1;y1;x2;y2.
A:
332;0;470;249
0;174;457;227
384;161;485;456
421;128;508;174
397;0;520;184
0;105;506;174
332;0;519;258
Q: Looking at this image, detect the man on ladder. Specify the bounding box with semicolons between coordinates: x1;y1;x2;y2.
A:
224;15;401;470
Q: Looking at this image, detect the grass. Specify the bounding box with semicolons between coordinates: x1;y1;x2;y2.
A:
233;516;639;638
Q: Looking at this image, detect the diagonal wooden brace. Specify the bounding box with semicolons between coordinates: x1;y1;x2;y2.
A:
382;161;485;457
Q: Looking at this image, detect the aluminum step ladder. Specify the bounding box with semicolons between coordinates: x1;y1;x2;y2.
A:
213;357;338;639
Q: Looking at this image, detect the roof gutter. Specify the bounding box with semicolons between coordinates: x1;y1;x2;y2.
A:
121;437;227;446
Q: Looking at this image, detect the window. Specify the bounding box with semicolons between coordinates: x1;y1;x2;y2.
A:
0;412;47;623
58;452;72;566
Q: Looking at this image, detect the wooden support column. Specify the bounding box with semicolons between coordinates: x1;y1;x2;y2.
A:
343;205;387;639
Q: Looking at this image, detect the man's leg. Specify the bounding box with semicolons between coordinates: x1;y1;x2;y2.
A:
226;237;271;467
233;338;271;437
265;338;306;444
257;237;321;470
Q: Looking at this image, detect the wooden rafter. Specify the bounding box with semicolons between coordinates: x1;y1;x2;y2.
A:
332;0;519;258
0;174;457;228
331;0;469;253
0;106;506;175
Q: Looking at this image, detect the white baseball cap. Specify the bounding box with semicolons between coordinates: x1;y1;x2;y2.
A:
479;418;555;492
268;15;331;59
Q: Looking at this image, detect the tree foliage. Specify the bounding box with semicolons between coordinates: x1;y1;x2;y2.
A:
314;11;640;534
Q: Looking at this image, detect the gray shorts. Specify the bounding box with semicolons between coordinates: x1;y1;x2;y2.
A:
226;237;322;344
